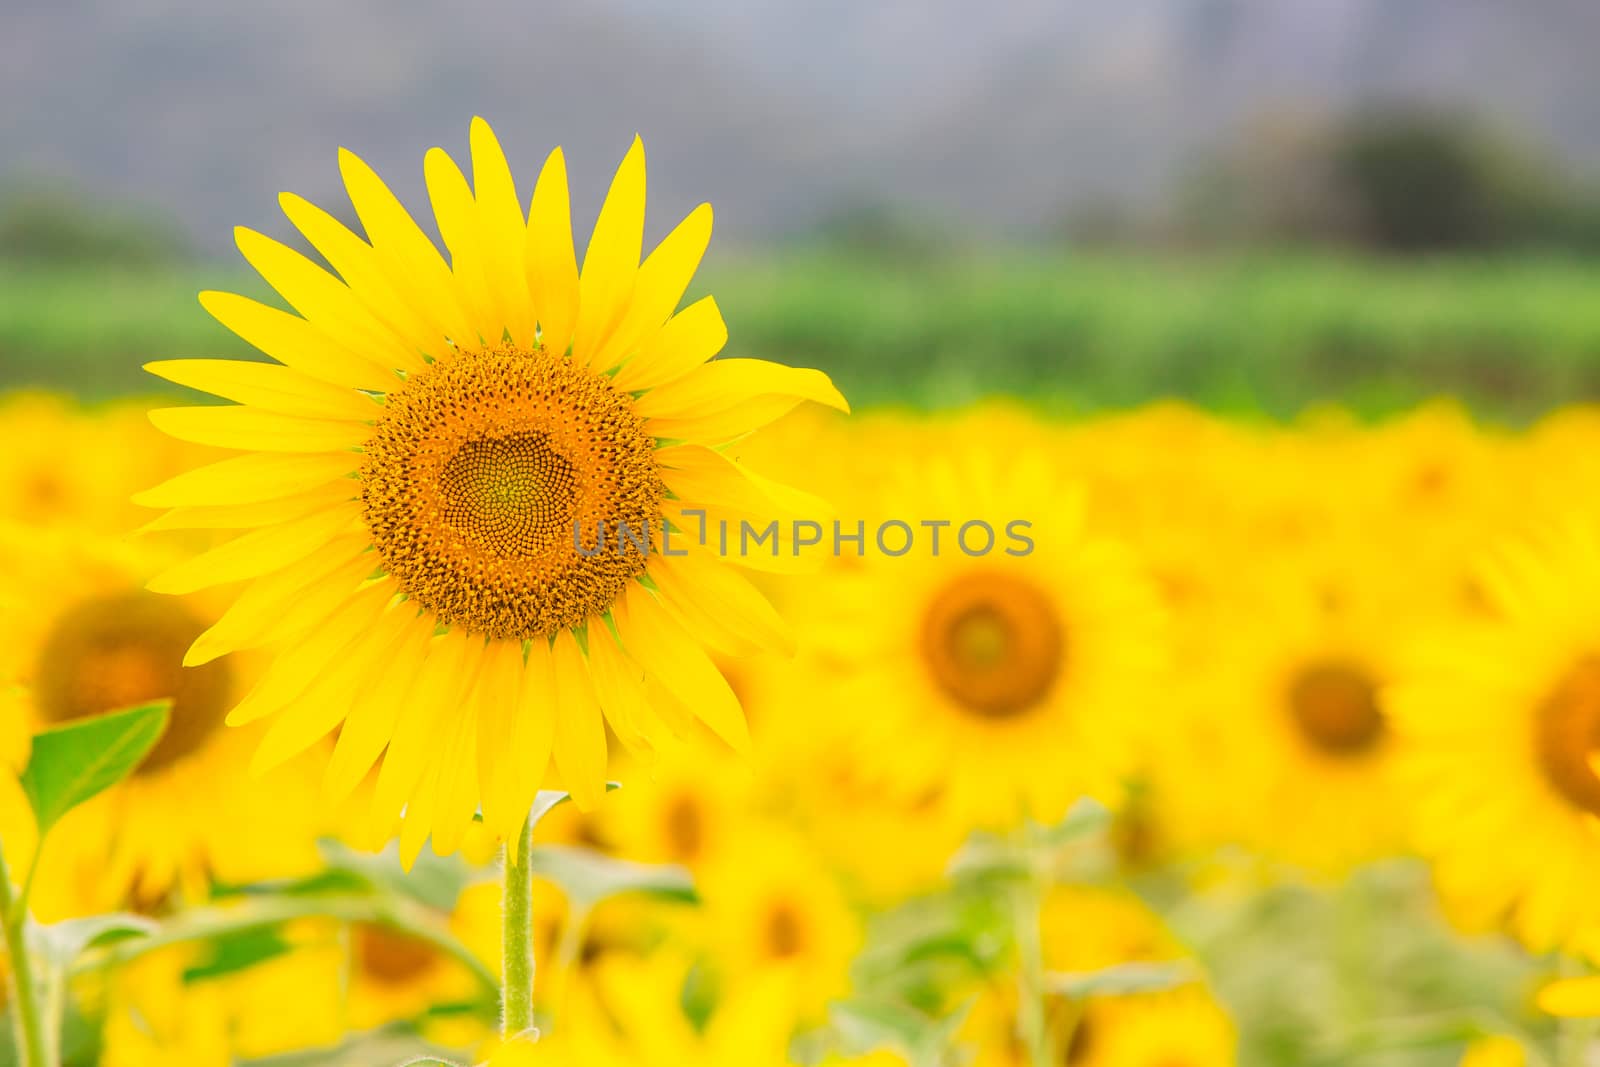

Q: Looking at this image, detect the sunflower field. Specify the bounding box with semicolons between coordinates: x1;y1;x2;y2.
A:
4;119;1600;1067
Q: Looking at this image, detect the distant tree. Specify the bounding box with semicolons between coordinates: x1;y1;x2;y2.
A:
1331;109;1549;251
0;185;188;266
1174;106;1593;254
804;200;957;262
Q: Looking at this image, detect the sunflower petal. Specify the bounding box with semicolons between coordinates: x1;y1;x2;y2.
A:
635;359;848;419
647;552;794;656
184;535;372;665
611;296;727;393
250;621;410;775
199;291;394;392
574;137;645;364
148;406;370;453
376;628;476;830
590;203;712;372
147;506;359;595
324;619;436;803
507;639;558;850
425;146;499;344
225;582;394;726
469;117;537;347
526;147;580;356
139;481;358;534
279;192;435;367
338;147;477;346
145;359;378;421
643;395;809;445
550;630;609;810
475;639;531;844
134;451;358;509
615;587;749;753
234;227;415;369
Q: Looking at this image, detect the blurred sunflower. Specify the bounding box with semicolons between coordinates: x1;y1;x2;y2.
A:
0;393;208;534
609;747;752;871
137;116;846;862
1063;990;1237;1067
345;880;500;1038
697;821;860;1018
799;421;1166;831
1391;524;1600;960
1179;563;1409;874
0;523;323;919
99;926;345;1067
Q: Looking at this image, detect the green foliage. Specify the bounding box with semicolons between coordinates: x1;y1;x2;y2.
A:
10;253;1600;421
0;187;188;267
523;844;695;909
19;701;171;836
31;914;157;971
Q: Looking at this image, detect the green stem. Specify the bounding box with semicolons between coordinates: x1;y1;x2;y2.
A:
0;843;51;1067
502;812;536;1038
1013;877;1051;1067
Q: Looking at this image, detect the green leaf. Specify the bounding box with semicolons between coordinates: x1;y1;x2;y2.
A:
31;913;157;968
183;926;293;983
1034;797;1112;845
524;844;694;908
470;782;621;827
20;701;171;834
1044;960;1198;998
828;996;966;1067
315;839;469;913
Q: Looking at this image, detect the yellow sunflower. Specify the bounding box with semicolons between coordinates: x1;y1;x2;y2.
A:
0;392;210;534
1182;535;1419;874
1064;990;1238;1067
0;523;323;920
696;820;860;1019
345;879;500;1037
1390;523;1600;960
137;117;846;862
796;416;1166;831
99;925;345;1067
608;746;752;872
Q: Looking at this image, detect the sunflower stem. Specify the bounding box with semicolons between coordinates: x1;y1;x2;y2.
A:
502;810;537;1038
1013;868;1052;1067
0;842;53;1067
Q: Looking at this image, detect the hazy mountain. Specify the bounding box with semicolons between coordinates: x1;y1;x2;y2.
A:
3;0;1597;248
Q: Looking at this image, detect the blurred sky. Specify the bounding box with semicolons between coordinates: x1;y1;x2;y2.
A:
4;0;1599;250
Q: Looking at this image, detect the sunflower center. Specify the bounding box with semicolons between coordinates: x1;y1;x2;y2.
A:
32;591;232;775
921;572;1064;719
1533;656;1600;817
763;900;807;960
354;925;438;986
1287;660;1385;756
663;792;705;864
362;345;663;640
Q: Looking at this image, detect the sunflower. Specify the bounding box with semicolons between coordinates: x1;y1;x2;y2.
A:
99;926;346;1067
1174;547;1412;874
608;747;752;872
345;879;500;1037
0;523;323;920
1390;524;1600;960
1063;990;1238;1067
696;820;860;1018
795;415;1166;832
137;117;846;862
0;393;208;534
